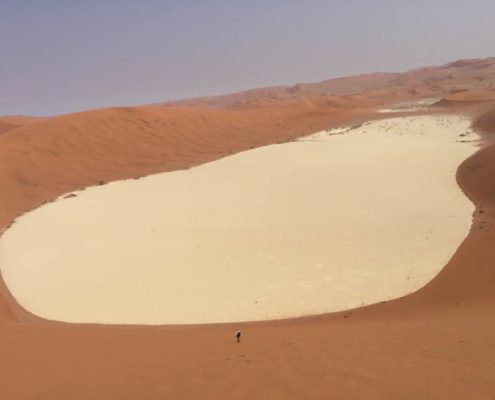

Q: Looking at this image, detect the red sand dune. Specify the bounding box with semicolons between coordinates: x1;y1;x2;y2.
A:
474;104;495;139
1;58;495;399
0;116;49;135
0;121;17;135
162;57;495;110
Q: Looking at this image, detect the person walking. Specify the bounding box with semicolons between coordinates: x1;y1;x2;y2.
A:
235;330;241;343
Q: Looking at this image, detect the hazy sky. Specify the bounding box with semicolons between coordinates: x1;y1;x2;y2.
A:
1;0;494;116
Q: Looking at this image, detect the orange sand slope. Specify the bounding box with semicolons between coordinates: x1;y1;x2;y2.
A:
0;58;495;399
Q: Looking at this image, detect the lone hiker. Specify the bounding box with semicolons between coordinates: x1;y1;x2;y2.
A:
235;330;241;343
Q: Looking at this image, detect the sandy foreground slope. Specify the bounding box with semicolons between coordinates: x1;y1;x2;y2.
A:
1;59;495;398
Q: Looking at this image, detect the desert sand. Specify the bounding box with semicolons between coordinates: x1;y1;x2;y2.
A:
0;58;495;399
0;115;478;324
377;97;441;113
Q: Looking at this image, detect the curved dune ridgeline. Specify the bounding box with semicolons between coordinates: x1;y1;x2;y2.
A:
1;61;495;397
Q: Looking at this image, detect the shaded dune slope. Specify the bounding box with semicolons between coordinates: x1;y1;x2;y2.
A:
0;121;18;135
473;103;495;139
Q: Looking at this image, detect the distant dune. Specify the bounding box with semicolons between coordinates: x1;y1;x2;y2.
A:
161;57;495;109
473;105;495;137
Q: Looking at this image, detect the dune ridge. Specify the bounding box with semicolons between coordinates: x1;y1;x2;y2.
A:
161;57;495;109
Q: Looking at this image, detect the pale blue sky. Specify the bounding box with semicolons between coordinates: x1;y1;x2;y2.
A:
1;0;494;116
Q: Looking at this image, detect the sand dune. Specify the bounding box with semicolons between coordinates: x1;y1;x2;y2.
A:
163;58;495;110
0;121;18;135
0;115;48;128
473;105;495;138
1;58;495;398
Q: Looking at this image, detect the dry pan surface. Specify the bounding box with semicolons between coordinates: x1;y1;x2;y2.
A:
0;115;478;324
